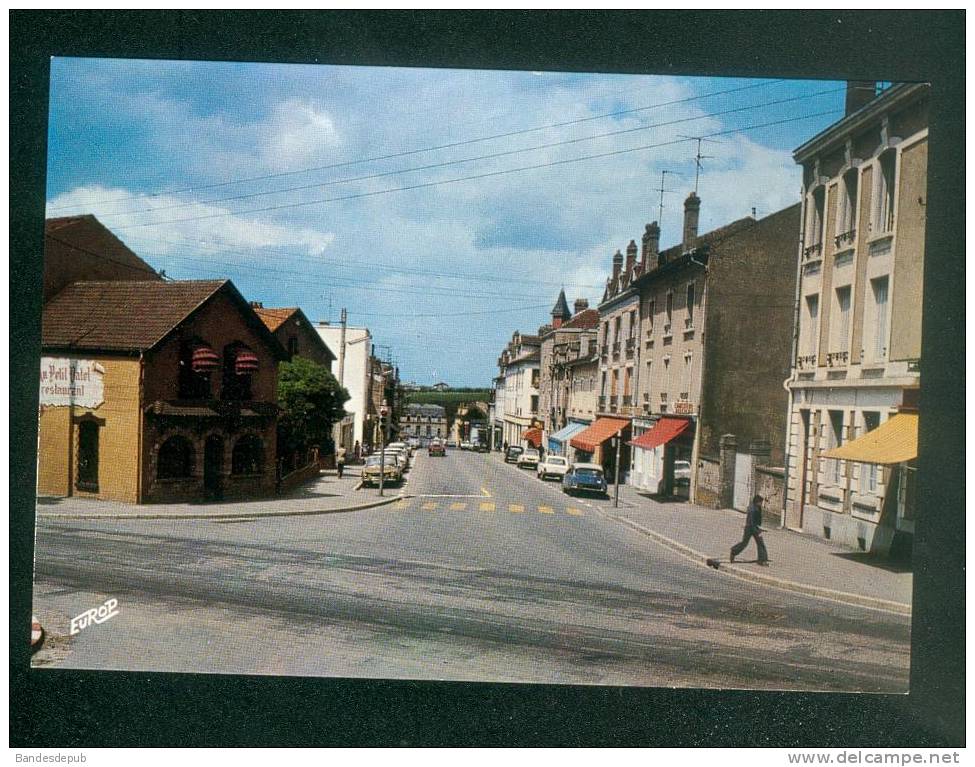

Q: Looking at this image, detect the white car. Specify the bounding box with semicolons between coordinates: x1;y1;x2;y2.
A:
537;455;570;481
674;460;691;486
460;440;472;451
517;448;540;469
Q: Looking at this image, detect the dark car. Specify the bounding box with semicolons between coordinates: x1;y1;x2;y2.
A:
428;439;446;457
504;446;524;464
562;463;608;497
474;442;489;453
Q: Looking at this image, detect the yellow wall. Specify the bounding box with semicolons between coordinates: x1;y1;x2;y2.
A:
889;136;927;362
37;356;143;503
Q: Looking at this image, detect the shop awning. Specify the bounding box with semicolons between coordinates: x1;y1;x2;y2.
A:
549;421;588;444
629;417;691;450
523;427;543;447
822;412;918;465
235;348;259;375
569;417;629;453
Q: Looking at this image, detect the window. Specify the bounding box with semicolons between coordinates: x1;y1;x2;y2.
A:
158;436;194;479
683;353;692;397
613;316;621;344
805;294;819;356
646;299;655;332
834;286;851;353
665;292;673;330
178;341;214;399
611;370;619;397
76;421;99;492
287;337;299;357
827;410;844;485
628;310;636;338
222;343;255;401
623;368;631;397
859;412;881;494
839;169;859;239
232;435;264;475
870;276;889;361
808;186;825;246
686;283;695;327
875;150;896;234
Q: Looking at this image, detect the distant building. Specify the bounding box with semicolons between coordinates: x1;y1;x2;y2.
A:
43;214;162;303
38;280;287;504
432;381;450;391
783;82;927;557
400;404;447;445
252;304;335;371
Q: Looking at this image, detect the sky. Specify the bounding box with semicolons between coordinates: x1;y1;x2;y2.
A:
45;58;846;386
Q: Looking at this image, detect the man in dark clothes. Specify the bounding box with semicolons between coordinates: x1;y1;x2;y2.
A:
730;494;769;565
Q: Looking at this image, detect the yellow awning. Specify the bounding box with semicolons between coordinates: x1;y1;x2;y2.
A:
822;413;918;465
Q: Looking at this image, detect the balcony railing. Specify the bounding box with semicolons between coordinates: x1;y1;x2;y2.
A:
622;394;632;406
826;350;849;367
625;338;635;358
796;354;817;370
804;242;823;260
834;229;856;250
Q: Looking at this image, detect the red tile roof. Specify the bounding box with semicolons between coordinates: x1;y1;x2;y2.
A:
562;308;600;330
253;306;299;333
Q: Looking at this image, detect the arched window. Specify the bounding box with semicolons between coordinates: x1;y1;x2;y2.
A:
222;343;257;401
158;436;195;479
232;435;264;475
178;340;216;399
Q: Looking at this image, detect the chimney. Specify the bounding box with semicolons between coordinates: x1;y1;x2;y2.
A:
573;298;589;314
642;221;660;270
683;192;701;251
845;81;877;116
611;249;623;282
250;301;263;308
625;240;638;276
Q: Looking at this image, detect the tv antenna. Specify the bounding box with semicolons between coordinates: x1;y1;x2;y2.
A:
679;135;721;194
655;170;681;226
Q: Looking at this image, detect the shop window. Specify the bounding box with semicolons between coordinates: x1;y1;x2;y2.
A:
222;342;256;401
158;435;195;479
231;435;264;475
76;421;99;492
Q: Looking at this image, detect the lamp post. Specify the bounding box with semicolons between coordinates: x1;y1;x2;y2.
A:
613;435;622;508
378;403;388;496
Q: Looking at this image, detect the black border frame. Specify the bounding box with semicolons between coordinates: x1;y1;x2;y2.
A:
10;10;966;747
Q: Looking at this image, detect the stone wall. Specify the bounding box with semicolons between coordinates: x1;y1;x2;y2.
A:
694;453;722;508
755;465;785;525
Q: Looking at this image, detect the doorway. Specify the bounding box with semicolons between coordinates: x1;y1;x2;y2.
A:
204;435;224;501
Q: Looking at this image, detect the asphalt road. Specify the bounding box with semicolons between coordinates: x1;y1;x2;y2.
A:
32;448;911;690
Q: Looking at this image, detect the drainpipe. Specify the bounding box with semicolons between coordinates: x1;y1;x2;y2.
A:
780;192;807;529
688;257;709;504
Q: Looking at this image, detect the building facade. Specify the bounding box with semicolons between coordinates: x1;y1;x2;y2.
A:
496;331;541;448
253;305;336;370
538;293;599;436
38;280;286;504
400;403;447;445
315;322;372;453
783;82;927;556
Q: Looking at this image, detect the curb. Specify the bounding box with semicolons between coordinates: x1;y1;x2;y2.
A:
612;515;912;616
37;493;410;522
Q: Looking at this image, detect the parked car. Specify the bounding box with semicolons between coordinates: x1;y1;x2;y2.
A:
389;441;412;458
407;438;420;450
474;442;489;453
674;460;692;487
517;448;540;469
562;463;608;497
383;448;409;473
361;454;401;487
460;440;472;451
537;454;570;481
428;439;446;457
504;446;524;464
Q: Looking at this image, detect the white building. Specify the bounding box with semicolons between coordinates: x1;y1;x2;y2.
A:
316;322;372;453
783;82;926;558
495;331;541;449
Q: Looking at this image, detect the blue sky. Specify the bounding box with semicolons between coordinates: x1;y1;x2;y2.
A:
45;58;845;386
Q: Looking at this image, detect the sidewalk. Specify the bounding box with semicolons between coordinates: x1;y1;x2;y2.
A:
35;469;406;521
602;483;913;615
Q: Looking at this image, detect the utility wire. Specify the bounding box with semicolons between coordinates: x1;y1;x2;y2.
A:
110;108;843;232
88;85;839;221
47;78;786;214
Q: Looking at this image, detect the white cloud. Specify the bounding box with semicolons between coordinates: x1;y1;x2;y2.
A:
259;99;343;172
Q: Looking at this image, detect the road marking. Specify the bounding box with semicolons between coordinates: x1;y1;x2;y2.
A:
566;507;584;516
508;504;525;513
449;502;466;511
393;499;408;509
538;505;554;514
480;486;492;498
479;502;496;512
422;501;437;511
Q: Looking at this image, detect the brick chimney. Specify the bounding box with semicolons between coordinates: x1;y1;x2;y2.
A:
611;249;623;282
683;192;701;251
845;81;877;116
625;240;638;276
642;221;660;271
573;298;589;314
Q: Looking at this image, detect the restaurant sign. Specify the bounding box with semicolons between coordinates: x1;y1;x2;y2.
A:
39;357;105;408
673;400;696;415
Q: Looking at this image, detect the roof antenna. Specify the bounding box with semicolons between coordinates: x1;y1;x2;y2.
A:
679;135;720;194
655;170;680;227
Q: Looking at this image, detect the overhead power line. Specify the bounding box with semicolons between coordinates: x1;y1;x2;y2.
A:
47;78;786;214
82;85;841;221
110;107;844;232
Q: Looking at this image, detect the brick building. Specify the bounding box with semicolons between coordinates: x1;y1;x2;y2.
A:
252;305;336;370
38;280;287;504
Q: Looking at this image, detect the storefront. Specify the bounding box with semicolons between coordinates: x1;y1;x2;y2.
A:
569;417;630;479
628;415;694;497
547;421;588;456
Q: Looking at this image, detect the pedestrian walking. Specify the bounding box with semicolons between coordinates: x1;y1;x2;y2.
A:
730;494;769;565
503;441;508;453
336;446;346;479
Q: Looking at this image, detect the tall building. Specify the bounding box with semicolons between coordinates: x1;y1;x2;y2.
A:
495;331;541;449
783;82;927;556
315;321;373;453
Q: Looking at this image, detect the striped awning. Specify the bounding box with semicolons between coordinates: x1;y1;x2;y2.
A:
569;417;629;453
629;417;691;450
191;344;220;372
234;349;259;375
549;421;588;444
523;427;543;447
822;413;918;465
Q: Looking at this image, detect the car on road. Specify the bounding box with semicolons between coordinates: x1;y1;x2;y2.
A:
536;455;570;481
383;448;409;473
474;442;489;453
504;446;523;464
562;463;608;497
407;438;420;450
428;439;446;457
389;441;413;458
460;440;472;451
516;448;540;469
674;460;691;487
361;454;402;487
